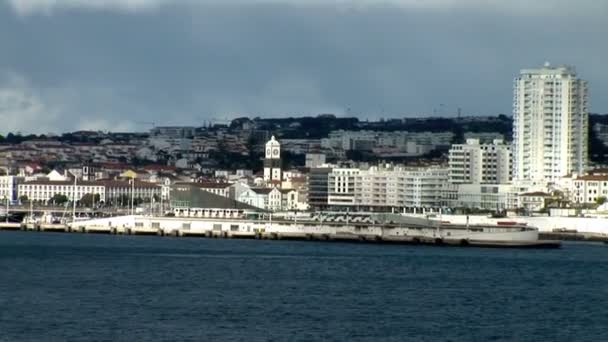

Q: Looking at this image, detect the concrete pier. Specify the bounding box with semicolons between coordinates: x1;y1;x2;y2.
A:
0;218;562;249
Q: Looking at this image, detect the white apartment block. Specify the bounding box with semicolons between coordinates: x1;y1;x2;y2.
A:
327;165;448;209
513;63;588;183
0;176;24;202
449;139;512;184
356;166;447;209
327;168;359;206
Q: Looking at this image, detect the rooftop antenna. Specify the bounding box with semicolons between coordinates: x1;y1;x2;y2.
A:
457;107;462;119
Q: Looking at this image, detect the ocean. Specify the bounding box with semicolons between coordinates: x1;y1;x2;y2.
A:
1;231;607;341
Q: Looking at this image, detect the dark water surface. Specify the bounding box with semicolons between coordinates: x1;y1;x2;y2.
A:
1;231;607;341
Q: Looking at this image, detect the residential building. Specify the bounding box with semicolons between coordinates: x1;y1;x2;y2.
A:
353;165;447;209
0;176;24;202
557;173;608;205
325;164;448;210
327;168;359;206
513;63;588;183
449;139;512;184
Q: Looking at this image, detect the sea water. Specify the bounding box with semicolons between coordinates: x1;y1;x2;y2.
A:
1;231;607;341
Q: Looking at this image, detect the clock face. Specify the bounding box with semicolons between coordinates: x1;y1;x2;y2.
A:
272;149;279;156
266;148;271;156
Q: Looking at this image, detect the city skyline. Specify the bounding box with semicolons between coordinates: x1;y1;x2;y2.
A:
1;0;606;135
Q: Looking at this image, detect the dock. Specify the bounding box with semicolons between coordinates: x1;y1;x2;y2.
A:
0;221;561;249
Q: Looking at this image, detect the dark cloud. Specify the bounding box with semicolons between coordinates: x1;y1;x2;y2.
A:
0;1;606;134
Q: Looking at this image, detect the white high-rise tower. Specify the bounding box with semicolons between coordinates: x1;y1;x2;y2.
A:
263;136;282;182
513;63;588;183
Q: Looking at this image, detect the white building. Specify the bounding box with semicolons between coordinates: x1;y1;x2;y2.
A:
444;184;546;211
513;63;588;183
236;187;299;211
17;179;160;204
0;176;24;202
18;180;106;203
449;139;512;184
327;168;359;206
326;165;448;210
263;136;282;182
557;173;608;205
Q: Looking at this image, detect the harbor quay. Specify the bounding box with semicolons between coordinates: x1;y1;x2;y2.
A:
0;212;561;248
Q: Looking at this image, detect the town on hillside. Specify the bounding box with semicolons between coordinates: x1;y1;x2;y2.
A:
1;65;607;216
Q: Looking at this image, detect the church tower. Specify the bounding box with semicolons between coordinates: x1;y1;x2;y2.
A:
264;136;282;183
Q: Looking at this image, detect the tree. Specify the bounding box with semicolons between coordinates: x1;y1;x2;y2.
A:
596;196;607;206
80;193;101;207
115;194;131;207
19;195;28;204
50;194;69;205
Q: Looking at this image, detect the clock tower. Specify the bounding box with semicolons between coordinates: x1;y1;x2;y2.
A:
263;135;282;183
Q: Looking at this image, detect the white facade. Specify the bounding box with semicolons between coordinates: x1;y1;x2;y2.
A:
18;181;105;203
327;165;448;209
17;180;160;203
443;183;540;210
0;176;23;202
236;187;298;211
449;139;512;184
327;168;359;206
263;136;282;182
513;63;588;183
557;174;608;205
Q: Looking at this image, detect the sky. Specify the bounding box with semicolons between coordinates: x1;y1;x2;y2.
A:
0;0;606;134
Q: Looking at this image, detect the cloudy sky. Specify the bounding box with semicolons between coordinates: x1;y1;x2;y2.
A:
0;0;606;134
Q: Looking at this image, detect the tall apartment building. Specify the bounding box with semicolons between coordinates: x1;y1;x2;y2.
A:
512;63;588;183
449;139;512;184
